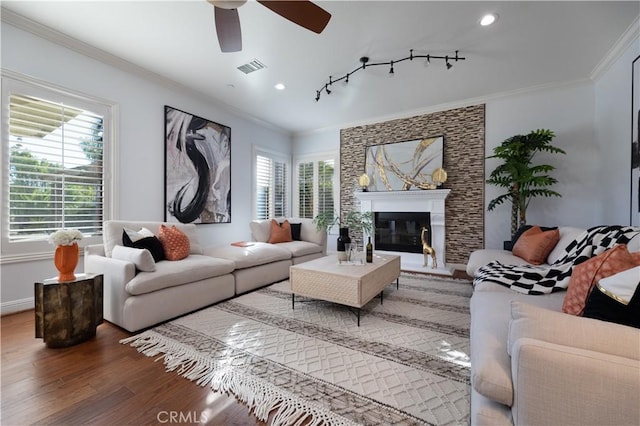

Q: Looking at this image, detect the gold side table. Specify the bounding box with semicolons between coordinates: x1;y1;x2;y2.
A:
35;273;104;348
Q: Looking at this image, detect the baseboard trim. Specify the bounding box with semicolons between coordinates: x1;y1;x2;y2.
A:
1;297;34;316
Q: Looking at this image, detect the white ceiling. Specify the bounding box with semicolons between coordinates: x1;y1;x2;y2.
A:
2;1;639;134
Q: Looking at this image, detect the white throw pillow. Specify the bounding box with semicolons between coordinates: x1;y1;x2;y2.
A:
598;265;640;304
112;245;156;272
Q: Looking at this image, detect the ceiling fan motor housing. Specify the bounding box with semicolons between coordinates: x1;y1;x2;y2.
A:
209;0;247;10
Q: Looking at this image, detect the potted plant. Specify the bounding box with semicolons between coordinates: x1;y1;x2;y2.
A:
486;128;566;237
314;210;374;259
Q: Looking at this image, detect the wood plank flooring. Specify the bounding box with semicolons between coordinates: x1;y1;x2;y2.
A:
1;310;265;425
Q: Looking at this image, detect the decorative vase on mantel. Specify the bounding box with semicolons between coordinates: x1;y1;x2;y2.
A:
337;227;351;261
54;242;79;281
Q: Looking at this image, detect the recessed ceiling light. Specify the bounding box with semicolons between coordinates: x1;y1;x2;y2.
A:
274;83;286;90
480;13;498;26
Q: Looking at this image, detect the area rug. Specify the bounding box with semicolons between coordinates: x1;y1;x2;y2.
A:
121;273;473;425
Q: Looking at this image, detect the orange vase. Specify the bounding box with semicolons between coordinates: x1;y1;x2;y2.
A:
54;242;79;282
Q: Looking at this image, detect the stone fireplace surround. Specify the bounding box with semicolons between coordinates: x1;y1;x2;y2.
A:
339;104;486;265
356;189;452;275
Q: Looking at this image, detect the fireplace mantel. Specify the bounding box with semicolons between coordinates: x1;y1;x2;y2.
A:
355;189;451;274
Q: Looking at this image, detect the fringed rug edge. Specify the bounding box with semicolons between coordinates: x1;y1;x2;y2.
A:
120;331;359;426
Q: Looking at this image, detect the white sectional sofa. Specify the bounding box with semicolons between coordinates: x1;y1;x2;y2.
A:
467;226;640;425
85;218;326;332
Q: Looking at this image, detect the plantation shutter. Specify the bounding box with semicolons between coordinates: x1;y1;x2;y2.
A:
297;162;314;218
8;93;104;241
317;160;335;216
255;153;289;220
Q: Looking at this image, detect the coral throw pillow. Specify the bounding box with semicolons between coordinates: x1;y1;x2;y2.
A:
512;226;560;265
158;224;191;261
268;219;292;244
562;244;640;316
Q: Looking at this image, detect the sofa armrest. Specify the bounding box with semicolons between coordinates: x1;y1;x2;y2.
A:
511;337;640;426
84;244;136;328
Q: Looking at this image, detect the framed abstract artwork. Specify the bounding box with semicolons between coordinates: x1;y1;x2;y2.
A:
364;136;444;191
632;55;640;226
164;106;231;224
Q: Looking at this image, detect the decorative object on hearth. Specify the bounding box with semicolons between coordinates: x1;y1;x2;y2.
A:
165;106;231;224
358;173;370;192
486;128;565;237
365;136;443;191
421;226;437;269
315;50;466;101
122;273;473;425
48;229;83;281
208;0;331;52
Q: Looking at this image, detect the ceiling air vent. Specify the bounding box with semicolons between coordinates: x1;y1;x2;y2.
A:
237;59;267;74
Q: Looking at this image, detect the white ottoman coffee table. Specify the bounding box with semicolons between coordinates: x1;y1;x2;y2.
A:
289;254;401;325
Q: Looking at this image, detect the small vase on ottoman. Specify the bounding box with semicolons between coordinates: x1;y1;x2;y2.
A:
49;229;84;281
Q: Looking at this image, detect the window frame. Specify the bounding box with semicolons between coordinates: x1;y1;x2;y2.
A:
1;71;117;263
292;151;340;224
252;146;291;220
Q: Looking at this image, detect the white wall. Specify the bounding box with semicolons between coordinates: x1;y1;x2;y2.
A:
594;37;640;226
0;23;291;313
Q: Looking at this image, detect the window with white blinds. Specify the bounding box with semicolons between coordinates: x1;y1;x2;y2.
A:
2;74;113;258
255;151;290;220
8;94;104;240
293;154;338;219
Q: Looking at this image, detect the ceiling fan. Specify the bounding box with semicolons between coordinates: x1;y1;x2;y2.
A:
208;1;331;52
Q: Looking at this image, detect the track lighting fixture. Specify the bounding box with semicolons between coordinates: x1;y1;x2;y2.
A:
315;49;465;101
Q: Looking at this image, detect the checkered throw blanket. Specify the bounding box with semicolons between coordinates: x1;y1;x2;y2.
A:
473;225;640;295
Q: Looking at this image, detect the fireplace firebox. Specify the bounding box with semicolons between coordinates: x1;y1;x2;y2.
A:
374;212;431;254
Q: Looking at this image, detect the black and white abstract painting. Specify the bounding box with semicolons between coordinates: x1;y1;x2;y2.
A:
165;106;231;224
632;55;640;226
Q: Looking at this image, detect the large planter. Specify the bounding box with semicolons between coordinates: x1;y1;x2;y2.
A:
336;227;351;261
54;242;79;282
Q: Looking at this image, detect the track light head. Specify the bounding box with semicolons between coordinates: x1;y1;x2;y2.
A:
389;60;394;75
326;87;331;95
446;61;453;70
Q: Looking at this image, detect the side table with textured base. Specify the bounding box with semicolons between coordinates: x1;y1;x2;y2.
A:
35;273;104;348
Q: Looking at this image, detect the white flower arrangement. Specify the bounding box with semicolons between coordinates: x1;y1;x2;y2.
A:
48;229;84;246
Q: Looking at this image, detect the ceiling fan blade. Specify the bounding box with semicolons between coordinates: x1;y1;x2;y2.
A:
257;1;331;34
214;6;242;52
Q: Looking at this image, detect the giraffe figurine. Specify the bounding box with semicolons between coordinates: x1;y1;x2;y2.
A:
421;226;437;269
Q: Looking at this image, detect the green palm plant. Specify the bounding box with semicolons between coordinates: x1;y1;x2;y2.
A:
486;129;566;236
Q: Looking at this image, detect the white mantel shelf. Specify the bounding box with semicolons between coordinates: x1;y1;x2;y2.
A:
355;189;452;275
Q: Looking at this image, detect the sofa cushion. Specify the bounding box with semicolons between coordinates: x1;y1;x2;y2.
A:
204;242;291;269
104;220;203;258
277;240;324;257
547;227;587;264
125;254;235;296
268;219;292;244
467;249;533;278
512;226;559;265
159;224;190;261
562;244;639;316
122;230;166;262
470;290;564;407
509;301;640;361
112;245;156;272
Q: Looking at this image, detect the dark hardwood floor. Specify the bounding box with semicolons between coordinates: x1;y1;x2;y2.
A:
1;310;266;425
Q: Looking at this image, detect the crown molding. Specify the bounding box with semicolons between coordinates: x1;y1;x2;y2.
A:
590;15;640;81
0;7;289;136
294;78;593;138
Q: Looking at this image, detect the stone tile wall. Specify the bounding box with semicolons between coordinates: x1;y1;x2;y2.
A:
340;104;485;264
